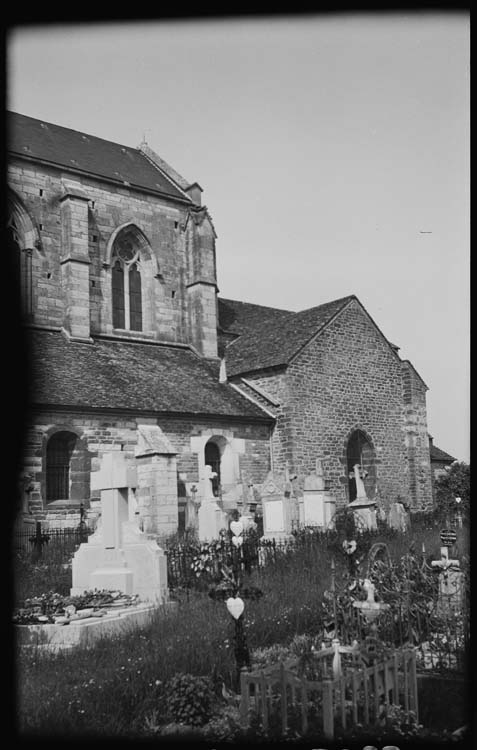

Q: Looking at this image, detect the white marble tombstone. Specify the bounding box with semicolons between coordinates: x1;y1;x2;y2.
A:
302;460;327;527
260;472;294;540
388;502;409;532
71;452;169;602
302;463;337;530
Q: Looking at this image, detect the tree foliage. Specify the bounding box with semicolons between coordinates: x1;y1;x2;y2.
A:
435;461;470;517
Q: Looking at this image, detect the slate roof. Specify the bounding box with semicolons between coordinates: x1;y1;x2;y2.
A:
429;443;456;464
28;329;272;421
8;111;188;202
219;295;357;376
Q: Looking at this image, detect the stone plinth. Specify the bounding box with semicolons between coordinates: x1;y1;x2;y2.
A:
16;601;177;651
198;501;227;541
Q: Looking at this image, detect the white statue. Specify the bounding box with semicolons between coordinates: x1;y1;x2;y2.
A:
204;464;218;501
353;463;368;500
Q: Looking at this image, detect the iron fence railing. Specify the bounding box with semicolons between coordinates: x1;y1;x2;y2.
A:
13;521;92;563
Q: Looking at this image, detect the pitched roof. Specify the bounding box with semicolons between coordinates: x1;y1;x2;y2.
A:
429;443;456;464
8;111;189;203
218;295;356;376
27;329;272;421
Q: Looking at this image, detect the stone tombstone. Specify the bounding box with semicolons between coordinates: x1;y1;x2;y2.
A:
260;470;295;540
71;451;169;603
198;465;227;541
388;501;409;532
431;546;463;614
302;459;336;529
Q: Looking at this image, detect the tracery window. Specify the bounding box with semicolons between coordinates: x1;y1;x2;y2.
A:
111;234;143;331
7;197;35;318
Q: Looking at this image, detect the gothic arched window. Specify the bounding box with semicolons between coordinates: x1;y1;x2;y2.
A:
7;195;36;319
111;233;143;331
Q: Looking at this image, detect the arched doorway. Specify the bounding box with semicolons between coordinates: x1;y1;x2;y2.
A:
346;429;376;501
204;440;221;497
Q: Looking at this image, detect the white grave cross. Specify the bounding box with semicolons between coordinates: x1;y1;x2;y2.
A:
431;546;460;573
90;452;137;549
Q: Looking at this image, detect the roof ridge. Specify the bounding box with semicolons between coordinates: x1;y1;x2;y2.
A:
219;297;294;314
295;294;357;315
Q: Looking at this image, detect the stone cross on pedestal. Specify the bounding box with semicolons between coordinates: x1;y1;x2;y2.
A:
71;451;169;602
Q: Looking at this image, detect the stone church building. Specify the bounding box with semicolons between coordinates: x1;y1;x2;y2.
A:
9;111;440;534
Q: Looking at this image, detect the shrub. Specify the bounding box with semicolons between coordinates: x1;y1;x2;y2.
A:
165;673;214;727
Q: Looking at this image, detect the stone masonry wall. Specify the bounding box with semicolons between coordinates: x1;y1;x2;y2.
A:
236;369;290;475
283;300;432;509
21;411;271;530
8;159;215;349
241;300;432;511
401;362;434;510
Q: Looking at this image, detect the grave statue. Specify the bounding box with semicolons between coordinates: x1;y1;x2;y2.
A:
198;465;226;541
348;463;377;530
204;464;218;500
353;463;368;500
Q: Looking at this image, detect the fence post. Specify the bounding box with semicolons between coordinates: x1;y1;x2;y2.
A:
301;681;308;735
31;521;43;561
373;661;380;721
362;666;370;726
239;669;249;729
322;680;334;739
409;648;419;724
403;649;410;716
280;662;288;735
260;670;268;734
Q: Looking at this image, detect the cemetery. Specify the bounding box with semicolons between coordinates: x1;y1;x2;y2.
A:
12;454;470;744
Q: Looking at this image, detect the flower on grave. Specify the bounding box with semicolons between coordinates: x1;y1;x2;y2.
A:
343;539;357;555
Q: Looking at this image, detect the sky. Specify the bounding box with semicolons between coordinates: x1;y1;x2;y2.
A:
7;13;470;462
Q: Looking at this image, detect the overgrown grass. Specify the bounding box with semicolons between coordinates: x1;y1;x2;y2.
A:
13;552;72;606
14;516;469;738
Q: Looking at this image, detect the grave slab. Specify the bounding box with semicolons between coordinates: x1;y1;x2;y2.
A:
16;601;177;651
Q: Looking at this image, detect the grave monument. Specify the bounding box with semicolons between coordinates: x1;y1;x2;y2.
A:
198;465;227;541
260;466;297;540
71;451;169;602
301;459;336;529
347;463;377;530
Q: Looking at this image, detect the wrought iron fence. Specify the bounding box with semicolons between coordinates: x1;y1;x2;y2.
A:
12;520;92;564
163;533;295;590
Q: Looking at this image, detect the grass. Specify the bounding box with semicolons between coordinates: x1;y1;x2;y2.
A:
13;515;470;738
